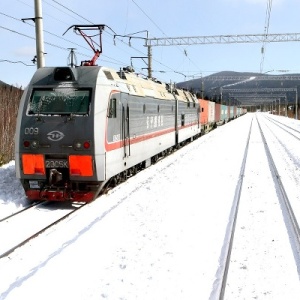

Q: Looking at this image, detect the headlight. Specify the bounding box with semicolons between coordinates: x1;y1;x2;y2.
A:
73;140;91;150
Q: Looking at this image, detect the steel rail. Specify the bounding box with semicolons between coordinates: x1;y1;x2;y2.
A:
0;201;46;223
264;115;300;139
256;115;300;277
0;203;86;259
209;116;254;300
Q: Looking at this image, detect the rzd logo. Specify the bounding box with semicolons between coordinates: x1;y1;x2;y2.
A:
47;130;65;141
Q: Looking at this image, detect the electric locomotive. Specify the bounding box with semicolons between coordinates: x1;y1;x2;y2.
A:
15;65;201;201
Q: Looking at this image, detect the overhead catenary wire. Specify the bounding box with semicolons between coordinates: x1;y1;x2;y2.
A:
0;10;128;68
43;0;83;26
0;59;35;66
48;0;152;71
7;0;192;79
130;0;202;78
51;0;93;24
4;0;199;80
3;1;129;67
47;0;158;75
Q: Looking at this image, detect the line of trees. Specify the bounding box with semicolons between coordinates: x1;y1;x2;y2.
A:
0;85;23;166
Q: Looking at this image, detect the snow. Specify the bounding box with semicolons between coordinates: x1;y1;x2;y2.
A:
1;112;300;299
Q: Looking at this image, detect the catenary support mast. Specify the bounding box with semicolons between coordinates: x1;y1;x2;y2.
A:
34;0;45;68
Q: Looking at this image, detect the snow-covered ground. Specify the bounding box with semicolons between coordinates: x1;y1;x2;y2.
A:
0;112;300;300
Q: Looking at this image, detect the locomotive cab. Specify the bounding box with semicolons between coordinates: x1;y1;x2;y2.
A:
15;67;104;202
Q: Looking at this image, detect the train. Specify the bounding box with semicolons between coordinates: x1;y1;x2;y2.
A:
199;99;246;133
15;65;246;202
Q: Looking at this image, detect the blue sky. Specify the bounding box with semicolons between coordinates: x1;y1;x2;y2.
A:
1;0;300;86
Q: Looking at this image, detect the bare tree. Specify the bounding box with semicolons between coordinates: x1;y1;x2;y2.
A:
0;85;23;166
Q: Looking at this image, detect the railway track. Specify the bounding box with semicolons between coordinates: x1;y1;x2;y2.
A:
260;114;300;177
209;115;254;300
0;201;86;259
211;113;300;299
257;115;300;261
0;201;44;223
258;115;300;262
264;114;300;140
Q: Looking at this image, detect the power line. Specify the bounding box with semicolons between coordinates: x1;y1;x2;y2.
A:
33;0;190;76
0;11;83;48
51;0;93;24
2;1;154;79
5;1;197;79
0;10;129;67
0;11;21;22
130;0;202;76
0;25;35;41
15;0;31;8
47;1;149;68
0;59;35;66
42;0;77;26
131;0;166;37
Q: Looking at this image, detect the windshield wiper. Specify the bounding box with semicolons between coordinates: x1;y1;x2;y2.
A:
36;95;45;122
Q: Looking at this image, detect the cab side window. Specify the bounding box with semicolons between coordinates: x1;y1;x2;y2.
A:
108;98;117;118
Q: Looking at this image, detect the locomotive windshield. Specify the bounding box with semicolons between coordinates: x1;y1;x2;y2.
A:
27;88;91;116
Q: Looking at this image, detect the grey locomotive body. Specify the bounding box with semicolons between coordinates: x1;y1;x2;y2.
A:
15;66;200;201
